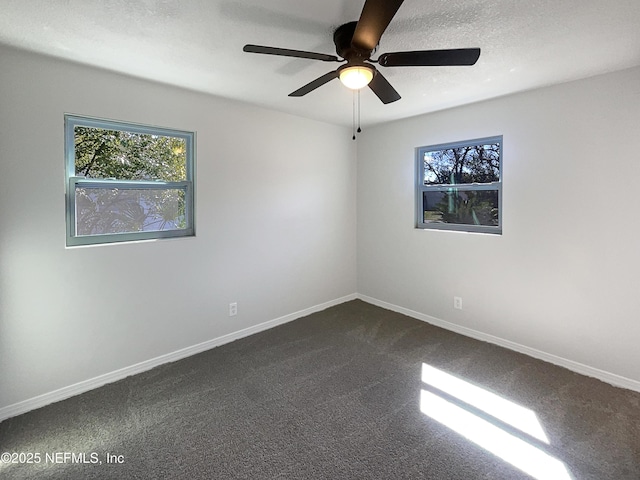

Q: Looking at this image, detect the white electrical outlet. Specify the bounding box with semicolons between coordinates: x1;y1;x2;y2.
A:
454;296;463;310
229;302;238;316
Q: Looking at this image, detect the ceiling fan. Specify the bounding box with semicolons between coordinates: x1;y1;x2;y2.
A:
243;0;481;104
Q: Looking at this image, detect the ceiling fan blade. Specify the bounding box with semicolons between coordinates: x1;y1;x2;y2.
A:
368;68;401;104
378;48;481;67
243;44;340;62
352;0;405;53
289;70;339;97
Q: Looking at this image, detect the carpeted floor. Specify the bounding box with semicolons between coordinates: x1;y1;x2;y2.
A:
1;300;639;479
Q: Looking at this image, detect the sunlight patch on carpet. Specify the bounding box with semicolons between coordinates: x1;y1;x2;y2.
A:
420;363;572;480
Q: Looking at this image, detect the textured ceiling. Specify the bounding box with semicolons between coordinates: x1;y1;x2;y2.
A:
1;0;639;127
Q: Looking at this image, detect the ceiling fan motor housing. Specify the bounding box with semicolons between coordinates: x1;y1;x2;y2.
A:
333;21;376;62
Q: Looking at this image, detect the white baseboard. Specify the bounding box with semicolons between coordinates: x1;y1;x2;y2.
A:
357;294;640;393
0;294;357;422
4;292;638;422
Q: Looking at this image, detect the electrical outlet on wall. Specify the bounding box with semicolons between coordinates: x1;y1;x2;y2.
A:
454;296;463;310
229;302;238;316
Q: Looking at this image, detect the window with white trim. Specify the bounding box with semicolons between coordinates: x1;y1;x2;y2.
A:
416;136;502;234
65;115;195;246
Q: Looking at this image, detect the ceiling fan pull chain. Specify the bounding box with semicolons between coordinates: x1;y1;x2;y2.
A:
357;89;362;134
352;90;357;140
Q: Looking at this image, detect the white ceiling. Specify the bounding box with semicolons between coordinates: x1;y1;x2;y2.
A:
2;0;639;127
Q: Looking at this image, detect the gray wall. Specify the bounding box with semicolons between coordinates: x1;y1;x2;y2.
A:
0;45;357;411
357;66;640;386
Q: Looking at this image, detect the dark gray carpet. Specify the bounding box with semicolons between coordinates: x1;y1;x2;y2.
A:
1;300;639;479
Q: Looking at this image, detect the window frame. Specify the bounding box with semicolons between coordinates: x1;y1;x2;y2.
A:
415;135;502;235
64;115;196;246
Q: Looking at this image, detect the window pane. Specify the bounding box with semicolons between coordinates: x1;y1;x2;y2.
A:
75;187;186;235
422;189;499;226
423;141;500;185
74;127;187;181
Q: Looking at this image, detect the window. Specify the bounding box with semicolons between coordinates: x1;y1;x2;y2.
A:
416;136;502;234
65;115;195;246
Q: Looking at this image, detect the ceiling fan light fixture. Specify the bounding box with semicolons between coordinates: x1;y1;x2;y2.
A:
339;64;374;90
